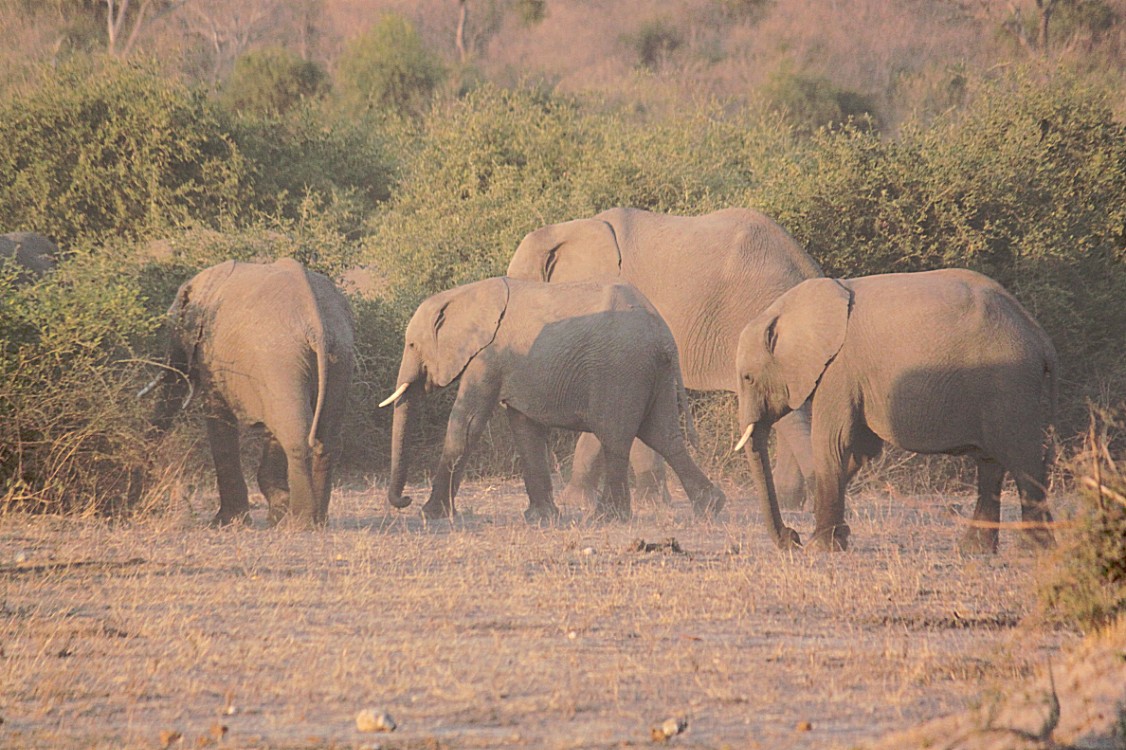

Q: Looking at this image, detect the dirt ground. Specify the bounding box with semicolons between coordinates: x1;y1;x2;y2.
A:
0;477;1112;749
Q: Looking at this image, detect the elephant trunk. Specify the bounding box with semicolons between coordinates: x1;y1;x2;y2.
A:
387;385;418;509
744;423;801;550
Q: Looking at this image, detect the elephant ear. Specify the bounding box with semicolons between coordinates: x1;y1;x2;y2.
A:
772;278;852;410
428;278;510;388
507;219;621;282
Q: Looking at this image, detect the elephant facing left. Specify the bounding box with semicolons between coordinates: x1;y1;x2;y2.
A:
148;258;355;528
381;277;727;522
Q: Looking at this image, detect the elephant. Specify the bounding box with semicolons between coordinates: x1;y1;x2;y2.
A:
380;276;727;522
733;269;1058;553
0;232;57;284
148;258;355;527
506;207;823;510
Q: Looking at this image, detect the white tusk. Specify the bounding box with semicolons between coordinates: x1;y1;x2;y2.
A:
137;375;161;398
180;380;195;410
379;382;410;408
732;424;755;454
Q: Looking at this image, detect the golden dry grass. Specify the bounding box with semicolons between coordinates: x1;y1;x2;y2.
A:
0;479;1079;749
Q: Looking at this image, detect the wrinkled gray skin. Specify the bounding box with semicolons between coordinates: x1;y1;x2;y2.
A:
0;232;57;284
152;258;355;528
384;277;726;522
735;269;1057;553
507;207;822;510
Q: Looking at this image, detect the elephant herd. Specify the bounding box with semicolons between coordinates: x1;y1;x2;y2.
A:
134;208;1057;554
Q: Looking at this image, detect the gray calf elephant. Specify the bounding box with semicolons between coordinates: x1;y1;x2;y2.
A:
507;207;822;509
734;269;1057;553
0;232;57;284
380;277;726;522
150;258;355;527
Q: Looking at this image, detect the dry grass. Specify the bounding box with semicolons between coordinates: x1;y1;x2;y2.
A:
0;479;1078;749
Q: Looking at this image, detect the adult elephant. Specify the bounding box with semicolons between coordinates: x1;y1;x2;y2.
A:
379;277;726;522
0;232;57;284
507;207;822;509
147;258;355;528
734;270;1057;553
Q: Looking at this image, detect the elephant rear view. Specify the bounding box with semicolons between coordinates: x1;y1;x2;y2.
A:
380;277;726;522
151;258;355;527
735;269;1057;553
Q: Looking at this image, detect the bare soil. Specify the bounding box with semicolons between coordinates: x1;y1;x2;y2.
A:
0;478;1095;749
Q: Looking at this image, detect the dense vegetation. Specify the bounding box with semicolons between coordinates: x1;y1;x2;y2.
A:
0;3;1123;540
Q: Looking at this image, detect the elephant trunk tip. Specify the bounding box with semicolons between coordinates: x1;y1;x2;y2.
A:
389;493;413;510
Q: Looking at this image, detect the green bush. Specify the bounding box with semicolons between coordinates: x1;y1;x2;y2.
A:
220;47;328;117
334;14;445;119
762;65;881;135
1039;413;1126;630
0;246;160;514
0;59;253;247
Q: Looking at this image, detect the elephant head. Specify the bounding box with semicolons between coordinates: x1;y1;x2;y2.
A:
506;219;622;282
380;278;510;510
734;278;852;549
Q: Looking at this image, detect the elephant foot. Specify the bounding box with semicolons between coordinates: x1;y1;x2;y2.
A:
772;526;802;551
266;504;288;527
524;502;561;525
958;528;999;555
810;523;849;552
559;482;600;511
210;509;251;528
690;485;727;518
421;497;455;521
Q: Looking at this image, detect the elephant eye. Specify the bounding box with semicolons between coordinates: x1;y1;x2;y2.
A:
743;373;754;384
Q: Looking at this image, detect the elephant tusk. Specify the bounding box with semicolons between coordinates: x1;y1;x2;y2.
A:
379;382;410;408
733;424;755;453
137;375;161;399
180;380;195;410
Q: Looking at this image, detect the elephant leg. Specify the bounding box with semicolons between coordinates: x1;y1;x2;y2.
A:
424;394;497;520
629;440;672;506
205;407;250;527
256;436;290;526
637;421;725;518
311;438;334;526
773;407;815;510
281;440;316;527
507;409;560;524
808;416;866;551
596;442;632;522
1015;454;1055;550
960;459;1004;554
560;431;604;509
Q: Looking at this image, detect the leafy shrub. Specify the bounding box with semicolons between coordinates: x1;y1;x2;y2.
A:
334;14;445;118
762;65;881;134
1039;413;1126;630
629;19;684;70
220;46;328;117
0;246;160;514
0;59;253;247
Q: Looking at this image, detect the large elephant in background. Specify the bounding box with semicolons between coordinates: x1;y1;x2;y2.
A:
0;232;57;284
507;207;823;509
148;258;355;528
380;277;726;522
734;270;1057;553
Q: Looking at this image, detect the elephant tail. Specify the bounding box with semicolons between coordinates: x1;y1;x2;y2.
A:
309;333;328;449
673;358;698;449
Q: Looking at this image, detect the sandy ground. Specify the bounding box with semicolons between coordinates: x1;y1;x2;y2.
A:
0;477;1115;749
